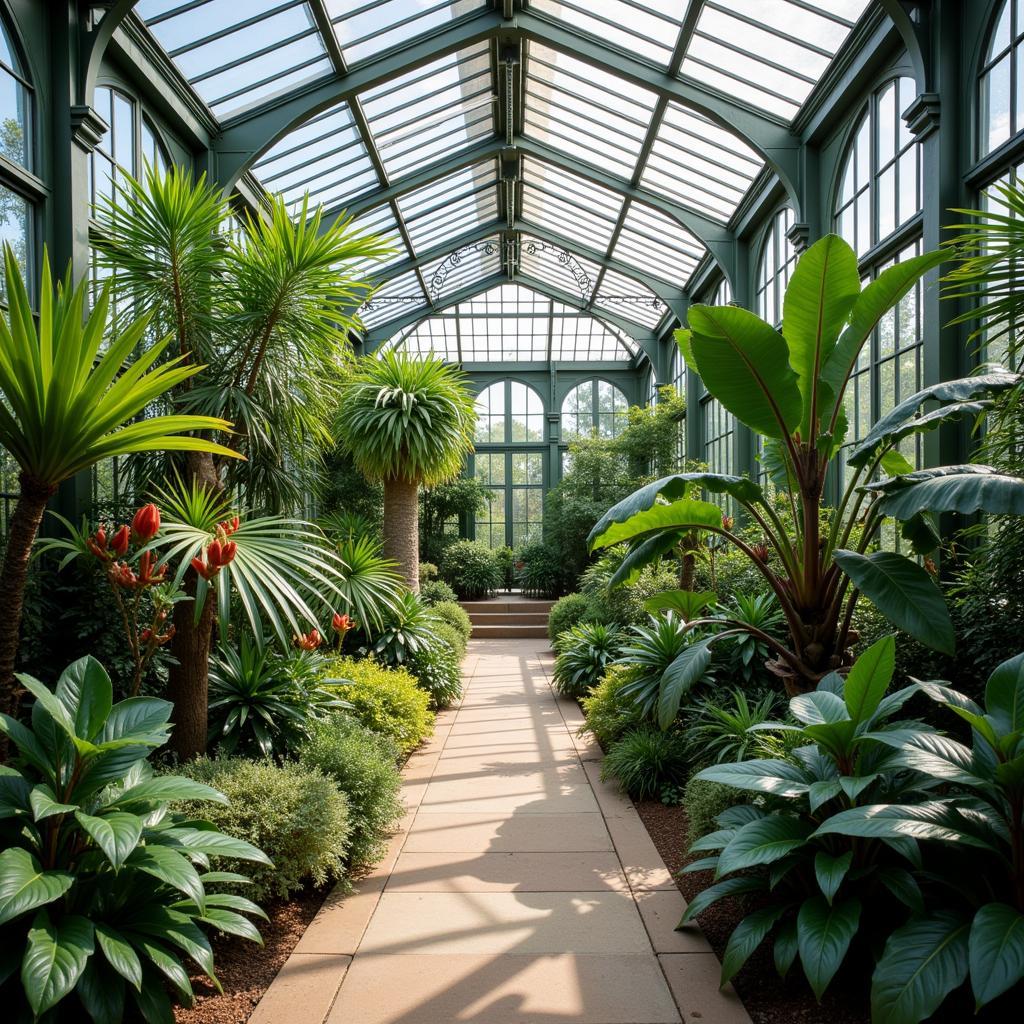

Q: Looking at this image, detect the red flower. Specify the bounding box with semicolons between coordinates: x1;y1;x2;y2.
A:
87;525;110;560
294;629;322;651
191;538;237;580
218;515;240;537
137;551;167;587
332;612;354;634
750;543;770;563
131;503;161;543
110;525;131;557
722;515;735;531
110;562;138;589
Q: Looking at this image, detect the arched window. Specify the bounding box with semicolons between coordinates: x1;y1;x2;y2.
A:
834;76;920;259
561;379;629;439
700;278;735;478
475;381;544;444
980;0;1024;157
756;207;797;326
90;87;172;208
0;15;34;299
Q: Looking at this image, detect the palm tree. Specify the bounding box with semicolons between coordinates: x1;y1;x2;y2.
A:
0;246;237;726
90;167;391;755
336;352;477;591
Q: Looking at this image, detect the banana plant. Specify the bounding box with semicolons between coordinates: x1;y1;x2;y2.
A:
818;651;1024;1023
589;234;1024;693
0;656;269;1021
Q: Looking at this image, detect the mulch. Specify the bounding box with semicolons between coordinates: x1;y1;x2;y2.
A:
172;884;330;1024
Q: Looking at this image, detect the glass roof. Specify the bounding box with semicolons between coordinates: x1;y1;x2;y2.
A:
131;0;875;340
387;284;638;363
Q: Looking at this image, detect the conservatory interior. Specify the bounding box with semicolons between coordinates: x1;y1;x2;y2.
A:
2;2;1024;1023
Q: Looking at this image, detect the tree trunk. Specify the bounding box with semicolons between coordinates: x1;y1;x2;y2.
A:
166;449;222;759
0;475;57;751
383;476;420;592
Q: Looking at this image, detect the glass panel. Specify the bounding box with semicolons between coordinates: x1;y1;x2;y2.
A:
329;0;486;66
252;101;378;214
0;183;30;303
524;42;658;179
612;202;704;285
980;0;1024;157
641;103;762;222
360;44;493;178
358;268;424;328
394;317;460;361
509;382;545;442
349;205;408;278
137;0;332;119
549;310;634;360
518;234;602;301
520;158;622;249
140;117;169;175
529;0;686;67
755;206;796;327
421;236;503;303
682;1;870;121
0;20;30;170
594;267;665;328
397;162;497;253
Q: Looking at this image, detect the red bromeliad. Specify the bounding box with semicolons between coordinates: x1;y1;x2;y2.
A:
331;612;355;646
131;503;161;543
294;628;322;651
190;536;237;581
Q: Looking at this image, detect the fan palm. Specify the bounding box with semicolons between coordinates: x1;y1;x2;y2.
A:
0;246;236;724
336;352;477;590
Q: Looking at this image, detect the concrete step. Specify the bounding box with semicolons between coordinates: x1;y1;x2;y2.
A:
468;612;549;626
471;624;550;639
461;600;555;615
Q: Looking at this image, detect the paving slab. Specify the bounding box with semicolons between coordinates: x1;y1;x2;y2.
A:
256;639;741;1024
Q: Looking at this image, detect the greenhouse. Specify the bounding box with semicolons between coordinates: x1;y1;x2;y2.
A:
1;2;1023;1022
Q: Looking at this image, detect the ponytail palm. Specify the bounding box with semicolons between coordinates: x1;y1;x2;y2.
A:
589;234;1024;696
0;246;237;721
336;353;476;590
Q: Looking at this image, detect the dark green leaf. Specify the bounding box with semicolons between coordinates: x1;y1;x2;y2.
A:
589;497;725;552
644;590;717;620
814;851;853;904
127;846;206;907
76;811;144;869
77;957;125;1024
717;816;814;877
985;652;1024;733
659;639;713;729
29;783;77;821
0;848;74;926
95;923;143;990
21;910;94;1016
697;758;810;798
833;550;954;655
680;876;765;923
813;802;995;848
876;867;924;914
55;656;112;741
969;903;1024;1007
844;635;895;724
721;906;788;985
797;895;861;1001
871;466;1024;521
774;920;799;979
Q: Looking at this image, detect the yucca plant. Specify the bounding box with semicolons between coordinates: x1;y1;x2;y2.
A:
369;590;435;666
336;352;477;591
0;655;269;1021
590;234;1024;694
0;246;237;725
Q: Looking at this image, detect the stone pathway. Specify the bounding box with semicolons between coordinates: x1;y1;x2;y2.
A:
251;639;751;1024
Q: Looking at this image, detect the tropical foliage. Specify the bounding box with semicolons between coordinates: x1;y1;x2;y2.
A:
0;657;269;1020
589;234;1024;693
552;622;624;698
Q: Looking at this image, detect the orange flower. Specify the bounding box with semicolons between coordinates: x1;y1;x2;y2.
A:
131;503;161;542
294;629;322;651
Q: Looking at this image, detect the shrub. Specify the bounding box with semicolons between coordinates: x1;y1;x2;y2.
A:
494;545;515;590
0;657;268;1021
601;727;689;801
175;757;351;902
430;600;472;643
208;639;347;758
580;550;680;626
515;541;564;598
298;715;404;867
420;561;439;581
580;663;650;748
433;619;468;661
548;592;603;644
681;688;781;769
683;775;746;845
322;655;433;753
440;540;501;600
406;631;464;709
552;621;623;698
420;578;458;606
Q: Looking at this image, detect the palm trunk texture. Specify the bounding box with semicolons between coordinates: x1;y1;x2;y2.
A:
383;476;420;593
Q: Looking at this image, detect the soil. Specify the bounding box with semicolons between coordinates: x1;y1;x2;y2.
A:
172;884;329;1024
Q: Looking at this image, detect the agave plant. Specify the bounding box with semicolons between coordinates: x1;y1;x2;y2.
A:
0;656;269;1021
589;234;1024;694
0;246;237;724
336;352;477;591
208;638;348;757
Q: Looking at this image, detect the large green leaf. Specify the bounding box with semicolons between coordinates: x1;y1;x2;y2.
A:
871;911;969;1024
658;638;713;729
77;957;125;1024
679;876;765;923
969;903;1024;1007
0;848;74;926
720;905;788;985
833;549;954;655
797;895;861;1000
609;532;681;588
849;371;1018;466
127;846;206;908
114;775;227;808
54;656;112;741
686;303;802;438
101;697;173;745
868;729;982;785
644;590;717;620
716;815;814;876
985;652;1024;732
782;234;860;437
95;923;143;990
696;758;810;798
21;911;94;1017
843;634;895;724
814;850;853;905
75;811;144;870
588;498;724;552
813;801;996;848
869;466;1024;520
820;249;949;414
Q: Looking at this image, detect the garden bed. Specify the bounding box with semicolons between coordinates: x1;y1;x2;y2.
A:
173;884;331;1024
